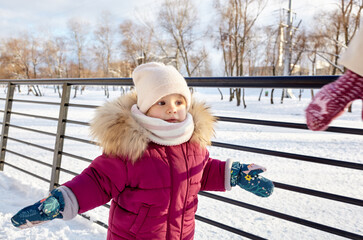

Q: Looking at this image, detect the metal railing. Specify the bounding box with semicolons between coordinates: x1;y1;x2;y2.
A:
0;76;362;239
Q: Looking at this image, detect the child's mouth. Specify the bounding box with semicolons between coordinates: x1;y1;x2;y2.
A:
166;119;178;123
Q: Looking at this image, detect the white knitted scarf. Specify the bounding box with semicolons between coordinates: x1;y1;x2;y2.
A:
131;104;194;146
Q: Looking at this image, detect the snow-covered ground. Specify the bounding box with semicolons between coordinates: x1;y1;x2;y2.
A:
0;86;362;240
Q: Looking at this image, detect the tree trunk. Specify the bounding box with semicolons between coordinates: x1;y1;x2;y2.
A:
218;88;223;100
280;89;285;104
270;88;275;104
299;89;303;101
57;85;61;98
348;103;352;113
35;85;42;96
73;86;78;98
229;88;235;102
258;88;263;101
236;88;241;106
104;86;110;98
242;88;246;108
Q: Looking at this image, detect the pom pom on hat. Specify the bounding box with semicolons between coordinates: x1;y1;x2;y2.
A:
132;62;191;113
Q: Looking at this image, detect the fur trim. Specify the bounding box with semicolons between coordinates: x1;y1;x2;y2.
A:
90;92;217;163
188;99;217;148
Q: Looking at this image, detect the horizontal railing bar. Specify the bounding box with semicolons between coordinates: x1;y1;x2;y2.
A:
63;135;97;145
77;204;111;230
186;75;339;89
80;214;109;229
65;120;90;126
7;123;57;137
6;136;54;152
3;162;50;183
212;141;363;170
9;111;59;121
195;215;266;240
198;191;363;239
216;116;363;135
60;151;93;163
5;149;52;168
11;99;60;106
273;181;363;207
67;103;99;109
0;75;339;89
0;79;133;86
59;167;79;177
325;125;363;135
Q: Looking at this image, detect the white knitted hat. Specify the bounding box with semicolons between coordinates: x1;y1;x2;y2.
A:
132;62;191;113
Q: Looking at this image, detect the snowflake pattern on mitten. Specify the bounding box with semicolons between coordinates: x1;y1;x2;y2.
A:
230;162;274;198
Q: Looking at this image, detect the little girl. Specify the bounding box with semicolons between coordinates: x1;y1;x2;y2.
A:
11;62;274;239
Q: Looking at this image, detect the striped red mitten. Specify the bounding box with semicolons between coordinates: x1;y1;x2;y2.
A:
306;70;363;131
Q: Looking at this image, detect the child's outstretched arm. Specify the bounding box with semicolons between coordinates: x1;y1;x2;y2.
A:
11;186;78;229
227;161;274;197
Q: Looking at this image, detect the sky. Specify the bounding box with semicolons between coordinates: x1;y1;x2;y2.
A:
0;0;339;39
0;0;340;76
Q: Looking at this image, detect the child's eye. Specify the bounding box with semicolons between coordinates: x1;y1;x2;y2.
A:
176;101;183;105
157;101;165;106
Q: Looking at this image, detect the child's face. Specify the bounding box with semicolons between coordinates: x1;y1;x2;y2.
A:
146;94;187;123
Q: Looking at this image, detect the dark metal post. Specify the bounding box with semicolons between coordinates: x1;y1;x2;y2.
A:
0;83;15;171
49;83;71;191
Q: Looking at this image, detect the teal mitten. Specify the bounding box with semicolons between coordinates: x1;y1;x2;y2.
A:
11;188;65;229
231;162;274;197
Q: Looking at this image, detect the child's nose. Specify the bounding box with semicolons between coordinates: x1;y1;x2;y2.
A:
167;104;177;113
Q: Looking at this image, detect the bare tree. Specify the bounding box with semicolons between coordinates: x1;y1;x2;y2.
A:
215;0;267;107
158;0;209;76
43;35;68;97
311;0;362;75
306;31;326;98
28;34;43;96
94;11;117;98
257;24;282;103
338;0;362;50
119;19;156;66
1;36;42;95
280;27;307;103
67;18;89;98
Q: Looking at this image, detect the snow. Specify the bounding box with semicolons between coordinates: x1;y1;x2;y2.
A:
0;86;362;240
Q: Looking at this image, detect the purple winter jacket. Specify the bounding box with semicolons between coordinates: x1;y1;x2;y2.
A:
63;93;228;239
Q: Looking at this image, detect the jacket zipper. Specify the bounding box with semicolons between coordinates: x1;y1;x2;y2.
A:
166;147;173;239
180;144;189;239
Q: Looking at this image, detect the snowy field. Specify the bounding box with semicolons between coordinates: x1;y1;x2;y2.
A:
0;86;362;240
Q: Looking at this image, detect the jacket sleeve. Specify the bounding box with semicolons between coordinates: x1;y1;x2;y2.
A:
63;154;127;214
200;150;232;192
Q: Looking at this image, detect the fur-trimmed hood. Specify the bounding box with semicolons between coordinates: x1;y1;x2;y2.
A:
90;92;217;163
